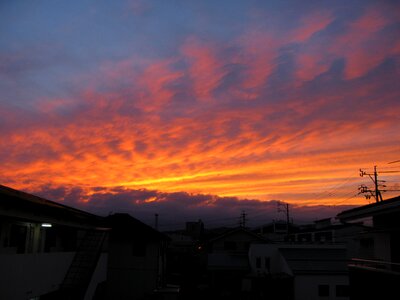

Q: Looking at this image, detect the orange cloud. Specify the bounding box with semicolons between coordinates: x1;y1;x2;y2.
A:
1;4;400;212
339;7;394;79
181;37;227;101
294;4;400;82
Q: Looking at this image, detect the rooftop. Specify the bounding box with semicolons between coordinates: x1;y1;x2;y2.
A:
337;195;400;222
0;184;103;227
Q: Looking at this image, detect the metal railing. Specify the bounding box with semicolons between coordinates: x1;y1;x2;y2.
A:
349;258;400;274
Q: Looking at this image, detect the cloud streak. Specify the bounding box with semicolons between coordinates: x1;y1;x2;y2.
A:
1;0;399;214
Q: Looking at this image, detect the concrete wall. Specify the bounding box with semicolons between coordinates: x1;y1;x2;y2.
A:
0;252;74;300
0;251;107;300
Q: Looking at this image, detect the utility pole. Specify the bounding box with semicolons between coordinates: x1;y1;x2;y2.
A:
359;166;384;202
359;164;400;202
374;166;381;202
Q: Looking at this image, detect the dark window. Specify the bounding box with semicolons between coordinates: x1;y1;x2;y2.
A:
318;285;329;297
336;285;349;297
132;242;146;256
10;224;27;253
44;227;57;253
224;241;236;251
256;257;261;268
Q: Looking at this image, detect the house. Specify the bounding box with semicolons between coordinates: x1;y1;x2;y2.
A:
286;218;366;259
248;243;349;300
255;220;298;242
105;213;169;300
0;185;170;300
165;226;204;288
206;227;269;298
185;220;204;240
336;195;400;300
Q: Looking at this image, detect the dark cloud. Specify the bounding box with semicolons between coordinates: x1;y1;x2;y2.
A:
31;185;355;230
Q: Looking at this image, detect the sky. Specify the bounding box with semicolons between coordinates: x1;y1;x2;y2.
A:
1;0;400;228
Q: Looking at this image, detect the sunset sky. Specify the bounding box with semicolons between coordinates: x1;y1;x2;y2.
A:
1;0;399;227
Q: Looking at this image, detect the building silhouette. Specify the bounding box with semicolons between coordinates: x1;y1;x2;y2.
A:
0;185;169;300
337;195;400;300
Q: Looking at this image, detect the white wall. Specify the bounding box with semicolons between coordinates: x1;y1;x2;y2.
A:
84;253;108;300
294;275;349;300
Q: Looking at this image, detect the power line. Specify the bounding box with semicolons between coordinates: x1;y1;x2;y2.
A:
334;193;359;205
310;172;359;202
388;160;400;164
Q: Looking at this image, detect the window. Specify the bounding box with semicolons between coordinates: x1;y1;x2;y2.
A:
256;257;261;268
10;224;28;253
336;285;349;297
318;285;329;297
44;227;57;253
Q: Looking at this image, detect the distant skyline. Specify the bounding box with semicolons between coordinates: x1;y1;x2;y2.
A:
1;0;399;226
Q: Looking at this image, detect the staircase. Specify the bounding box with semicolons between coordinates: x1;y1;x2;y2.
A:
42;229;108;300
